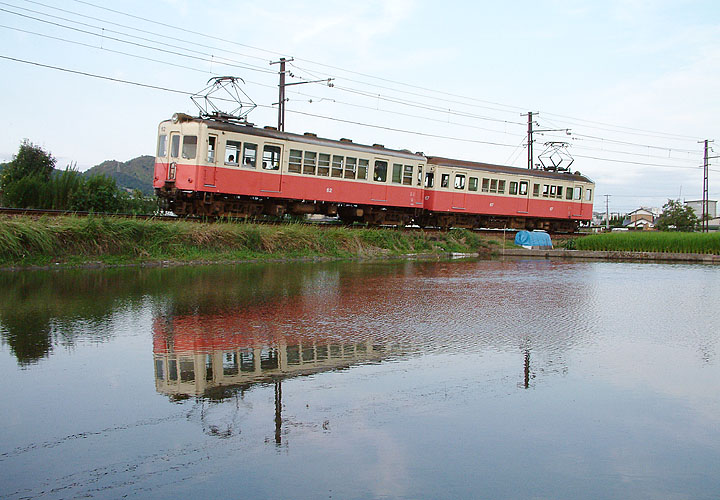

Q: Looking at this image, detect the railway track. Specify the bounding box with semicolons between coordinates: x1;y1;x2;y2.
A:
0;207;580;238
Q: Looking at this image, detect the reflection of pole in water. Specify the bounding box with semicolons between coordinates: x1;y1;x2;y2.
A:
523;349;530;389
274;378;282;445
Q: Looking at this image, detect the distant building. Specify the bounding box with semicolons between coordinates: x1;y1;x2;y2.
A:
623;208;655;230
685;200;717;220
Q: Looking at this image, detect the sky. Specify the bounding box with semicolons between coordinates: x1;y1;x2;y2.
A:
0;0;718;214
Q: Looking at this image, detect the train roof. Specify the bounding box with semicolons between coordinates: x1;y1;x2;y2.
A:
174;116;425;161
427;156;594;183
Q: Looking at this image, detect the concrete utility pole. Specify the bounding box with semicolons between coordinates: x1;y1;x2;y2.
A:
270;57;334;132
523;112;535;169
604;194;611;231
699;139;718;233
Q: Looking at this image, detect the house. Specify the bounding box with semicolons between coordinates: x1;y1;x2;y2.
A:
685;200;718;220
623;208;655;230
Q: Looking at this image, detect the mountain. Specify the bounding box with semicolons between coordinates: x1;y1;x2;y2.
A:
84;155;155;195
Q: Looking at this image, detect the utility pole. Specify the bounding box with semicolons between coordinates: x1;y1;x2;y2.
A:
270;57;334;132
700;139;719;233
604;194;611;231
522;112;535;169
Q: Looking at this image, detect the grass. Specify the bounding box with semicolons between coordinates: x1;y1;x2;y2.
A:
0;216;497;266
574;231;720;255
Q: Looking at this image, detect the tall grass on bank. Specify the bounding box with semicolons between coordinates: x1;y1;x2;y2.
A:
576;231;720;255
0;216;494;265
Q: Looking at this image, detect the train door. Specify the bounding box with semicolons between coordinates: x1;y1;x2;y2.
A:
260;143;283;193
203;134;218;187
451;171;466;209
168;132;181;181
517;179;530;214
371;159;389;202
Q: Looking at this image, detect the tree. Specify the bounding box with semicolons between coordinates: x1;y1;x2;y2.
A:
656;199;698;232
1;140;56;186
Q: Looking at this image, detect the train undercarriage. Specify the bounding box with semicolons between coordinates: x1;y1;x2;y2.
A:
157;186;579;232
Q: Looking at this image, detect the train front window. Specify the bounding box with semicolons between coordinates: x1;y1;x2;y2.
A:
243;143;257;168
454;174;466;190
225;140;241;165
157;135;167;157
182;135;197;159
425;172;434;188
170;135;180;158
373;160;387;182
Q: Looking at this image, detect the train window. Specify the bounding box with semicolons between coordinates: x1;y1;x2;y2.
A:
170;135;180;158
157;135;168;157
403;165;414;185
454;174;466;190
417;165;423;186
441;173;450;188
332;155;344;178
498;180;506;194
318;153;330;176
542;184;549;197
225;140;241;165
533;184;540;197
286;346;300;365
373;160;388;182
288;149;302;173
345;157;357;179
566;187;573;200
303;151;317;175
207;136;217;163
154;359;164;380
168;359;178;381
181;135;197;159
519;181;528;195
490;179;498;193
240;349;254;372
425;172;434;188
243;143;257;168
392;163;403;183
574;186;582;200
509;181;518;195
469;177;478;192
586;188;592;201
262;145;281;170
481;178;489;192
357;158;369;179
557;186;563;198
223;352;239;376
550;185;556;197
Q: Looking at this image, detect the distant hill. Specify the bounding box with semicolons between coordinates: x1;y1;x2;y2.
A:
84;155;154;195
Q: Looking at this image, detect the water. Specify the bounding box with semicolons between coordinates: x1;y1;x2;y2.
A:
1;259;719;499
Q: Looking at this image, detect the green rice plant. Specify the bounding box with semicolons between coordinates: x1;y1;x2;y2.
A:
576;232;720;254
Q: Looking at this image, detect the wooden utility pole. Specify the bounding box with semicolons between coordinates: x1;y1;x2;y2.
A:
523;112;535;169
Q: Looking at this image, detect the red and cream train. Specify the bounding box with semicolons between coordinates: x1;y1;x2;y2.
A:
153;113;594;231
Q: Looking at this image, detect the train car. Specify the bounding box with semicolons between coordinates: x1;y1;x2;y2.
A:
154;113;425;225
421;157;594;232
154;113;594;230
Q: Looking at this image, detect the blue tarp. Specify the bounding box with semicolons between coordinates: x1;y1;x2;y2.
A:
514;230;553;249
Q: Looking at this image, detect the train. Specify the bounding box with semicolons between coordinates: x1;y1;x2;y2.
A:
153;113;594;231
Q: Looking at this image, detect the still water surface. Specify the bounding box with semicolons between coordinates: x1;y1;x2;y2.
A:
1;259;719;499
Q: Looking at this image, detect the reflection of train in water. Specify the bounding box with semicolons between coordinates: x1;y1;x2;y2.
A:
154;114;594;231
153;316;395;399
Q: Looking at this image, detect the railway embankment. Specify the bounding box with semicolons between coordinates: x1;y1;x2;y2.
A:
0;215;497;269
